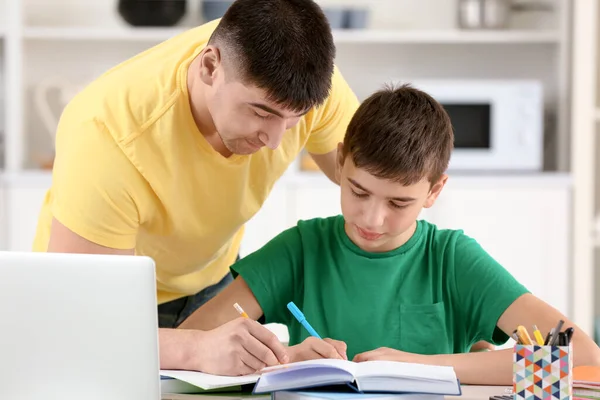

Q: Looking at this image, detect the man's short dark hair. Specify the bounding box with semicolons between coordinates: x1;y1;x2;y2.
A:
209;0;335;113
342;84;454;185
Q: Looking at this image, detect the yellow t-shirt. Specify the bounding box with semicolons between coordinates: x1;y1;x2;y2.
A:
32;20;359;304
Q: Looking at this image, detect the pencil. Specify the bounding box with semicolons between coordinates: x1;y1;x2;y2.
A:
532;325;545;345
516;325;533;345
233;302;249;318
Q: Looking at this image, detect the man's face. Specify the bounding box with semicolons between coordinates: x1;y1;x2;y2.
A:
205;69;306;155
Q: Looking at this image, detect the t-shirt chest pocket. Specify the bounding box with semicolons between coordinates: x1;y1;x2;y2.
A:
399;302;451;355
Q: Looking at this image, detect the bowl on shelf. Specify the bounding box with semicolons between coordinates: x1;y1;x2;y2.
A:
202;0;235;22
118;0;187;27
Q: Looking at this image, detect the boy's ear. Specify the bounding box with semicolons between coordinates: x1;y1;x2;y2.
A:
335;142;344;183
423;174;448;209
199;45;221;86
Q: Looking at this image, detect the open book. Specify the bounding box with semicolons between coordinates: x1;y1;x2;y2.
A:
160;359;460;396
253;359;460;395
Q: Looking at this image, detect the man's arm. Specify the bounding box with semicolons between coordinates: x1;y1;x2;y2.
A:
49;219;291;375
309;149;339;184
159;320;290;375
304;66;358;182
354;293;600;385
178;276;262;330
47;218;134;255
178;275;347;364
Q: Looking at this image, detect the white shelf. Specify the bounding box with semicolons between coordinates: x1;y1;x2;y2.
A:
23;26;187;42
21;26;561;44
333;29;560;44
1;170;52;186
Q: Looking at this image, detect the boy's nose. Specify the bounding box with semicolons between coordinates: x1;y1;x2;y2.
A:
362;204;385;228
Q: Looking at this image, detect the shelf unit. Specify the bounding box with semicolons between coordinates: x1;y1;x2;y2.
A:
1;0;572;177
570;0;600;339
1;0;598;335
19;26;562;44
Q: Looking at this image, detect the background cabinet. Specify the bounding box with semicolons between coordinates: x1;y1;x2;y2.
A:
429;176;571;316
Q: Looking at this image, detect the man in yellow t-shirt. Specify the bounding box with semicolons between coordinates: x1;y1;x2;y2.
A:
32;0;359;375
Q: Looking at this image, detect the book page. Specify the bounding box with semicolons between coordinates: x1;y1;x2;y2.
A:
261;359;358;376
254;359;358;394
355;361;457;382
160;369;260;390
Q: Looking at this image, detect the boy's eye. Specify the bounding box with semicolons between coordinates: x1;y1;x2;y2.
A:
350;189;368;198
390;202;409;209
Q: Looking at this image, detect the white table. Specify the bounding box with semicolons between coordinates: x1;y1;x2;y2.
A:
161;385;512;400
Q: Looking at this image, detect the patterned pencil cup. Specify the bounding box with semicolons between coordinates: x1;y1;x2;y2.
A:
513;344;573;400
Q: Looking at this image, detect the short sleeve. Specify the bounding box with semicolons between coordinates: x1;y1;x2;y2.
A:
51;118;142;249
452;233;530;345
304;66;359;155
230;226;304;325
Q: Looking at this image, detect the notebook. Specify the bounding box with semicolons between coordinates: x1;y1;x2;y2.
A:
160;359;460;396
252;359;461;395
160;369;260;392
573;366;600;399
271;391;445;400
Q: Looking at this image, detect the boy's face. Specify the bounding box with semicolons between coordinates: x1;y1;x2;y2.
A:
336;148;447;253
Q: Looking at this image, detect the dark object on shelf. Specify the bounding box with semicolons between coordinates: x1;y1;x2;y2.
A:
345;8;369;29
322;8;345;29
322;7;370;30
202;0;235;22
118;0;187;27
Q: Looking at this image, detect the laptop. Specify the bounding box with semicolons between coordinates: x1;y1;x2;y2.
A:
0;251;160;400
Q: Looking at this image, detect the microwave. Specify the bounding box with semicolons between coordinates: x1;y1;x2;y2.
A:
410;80;544;172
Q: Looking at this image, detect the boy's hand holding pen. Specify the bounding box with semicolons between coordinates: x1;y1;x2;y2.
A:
512;320;574;346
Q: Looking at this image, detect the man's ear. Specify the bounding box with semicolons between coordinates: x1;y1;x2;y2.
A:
335;142;344;183
199;45;221;86
423;174;448;209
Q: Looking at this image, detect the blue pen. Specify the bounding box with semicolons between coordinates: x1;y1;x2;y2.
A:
287;301;322;339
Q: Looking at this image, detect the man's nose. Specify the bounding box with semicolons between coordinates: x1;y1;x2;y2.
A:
260;120;287;150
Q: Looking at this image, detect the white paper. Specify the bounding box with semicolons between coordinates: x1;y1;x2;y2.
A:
160;369;260;390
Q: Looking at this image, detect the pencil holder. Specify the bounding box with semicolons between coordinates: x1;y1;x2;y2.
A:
513;344;573;400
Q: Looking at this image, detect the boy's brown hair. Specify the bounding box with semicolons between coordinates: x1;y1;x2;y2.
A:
341;83;454;186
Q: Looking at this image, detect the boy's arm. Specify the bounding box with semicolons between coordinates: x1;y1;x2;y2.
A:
354;233;600;384
355;293;600;385
356;293;600;385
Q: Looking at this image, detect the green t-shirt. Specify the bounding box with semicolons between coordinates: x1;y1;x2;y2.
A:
231;215;529;360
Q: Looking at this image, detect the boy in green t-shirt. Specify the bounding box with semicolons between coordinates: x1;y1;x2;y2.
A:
180;84;600;384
